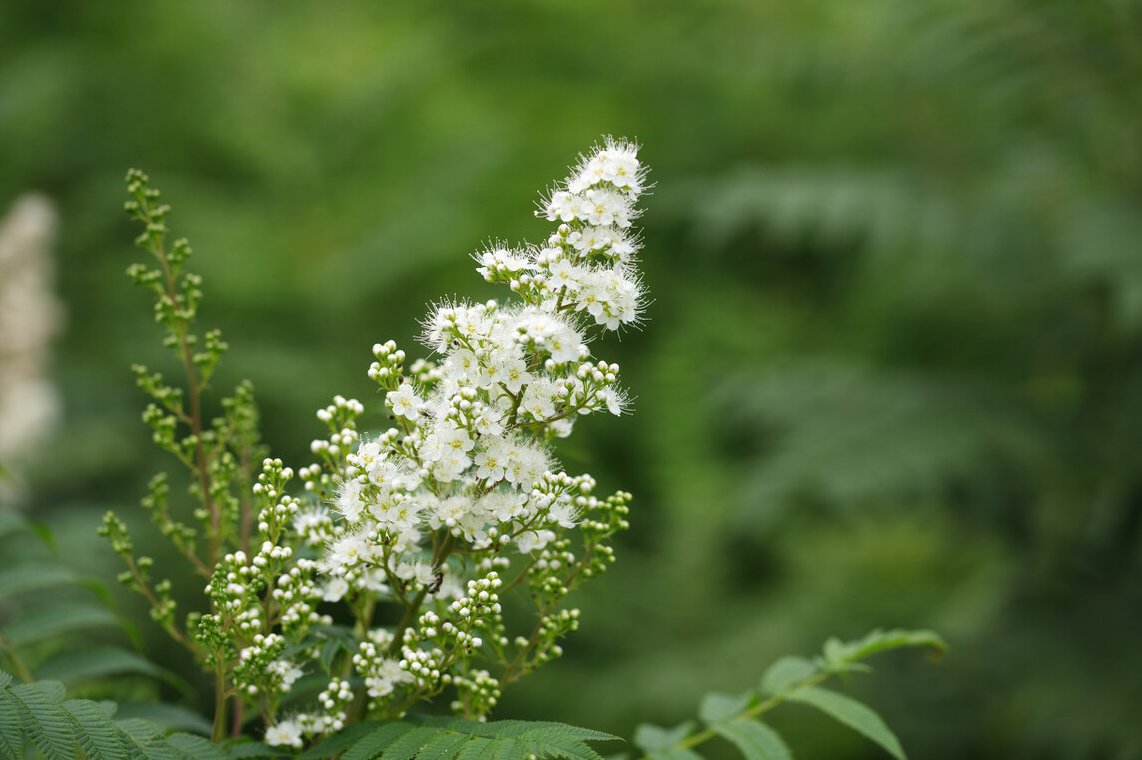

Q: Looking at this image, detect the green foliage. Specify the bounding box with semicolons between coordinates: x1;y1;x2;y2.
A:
0;672;265;760
302;717;618;760
633;630;943;760
0;512;175;697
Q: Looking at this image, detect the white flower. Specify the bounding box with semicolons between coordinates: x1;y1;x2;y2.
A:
387;384;424;420
520;380;557;421
487;355;531;394
322;577;350;602
334;479;367;523
517;529;556;553
474;445;506;482
265;720;303;748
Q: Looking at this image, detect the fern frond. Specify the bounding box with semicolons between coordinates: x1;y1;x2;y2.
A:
63;699;132;760
7;681;79;760
0;685;26;760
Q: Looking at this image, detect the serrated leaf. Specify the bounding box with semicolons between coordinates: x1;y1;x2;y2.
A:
786;686;904;760
498;721;619;742
711;720;791;760
337;721;416;760
9;682;78;760
698;692;753;724
0;688;26;760
0;563;81;601
298;721;384;760
168;733;227;760
3;603;124;647
114;717;164;743
36;647;167;683
351;725;436;760
414;729;469;760
64;699;131;760
455;737;494;760
33;681;65;703
114;703;212;736
0;673;10;689
759;657;817;696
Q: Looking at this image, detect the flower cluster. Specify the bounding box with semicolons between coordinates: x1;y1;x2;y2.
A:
110;144;649;747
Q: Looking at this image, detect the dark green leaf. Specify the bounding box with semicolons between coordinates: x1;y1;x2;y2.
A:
711;720;791;760
759;658;817;696
786;687;904;760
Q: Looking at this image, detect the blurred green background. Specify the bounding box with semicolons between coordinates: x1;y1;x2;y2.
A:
3;0;1142;757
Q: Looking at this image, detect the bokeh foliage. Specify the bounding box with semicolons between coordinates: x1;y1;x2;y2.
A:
3;0;1141;757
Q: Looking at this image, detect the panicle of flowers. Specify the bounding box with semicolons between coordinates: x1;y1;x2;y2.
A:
278;139;648;731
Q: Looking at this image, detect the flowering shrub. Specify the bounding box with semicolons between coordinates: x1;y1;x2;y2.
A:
0;140;943;760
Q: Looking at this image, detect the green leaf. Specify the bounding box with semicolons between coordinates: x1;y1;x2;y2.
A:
759;657;817;696
114;717;164;743
298;720;385;760
711;720;791;760
0;687;26;760
414;729;469;760
698;692;753;724
786;687;904;760
0;673;10;689
63;699;131;760
482;721;618;742
824;629;947;669
346;724;433;760
455;737;494;760
8;681;78;760
36;647;167;683
0;563;81;601
3;603;125;647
